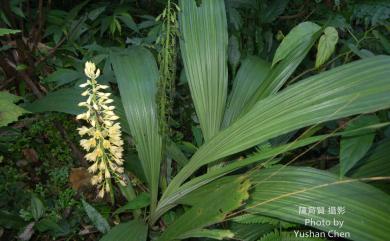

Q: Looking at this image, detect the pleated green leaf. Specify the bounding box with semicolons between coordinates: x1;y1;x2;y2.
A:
272;22;321;67
161;56;390;205
350;138;390;178
154;123;389;217
223;56;270;127
247;166;390;241
159;176;250;241
25;88;130;135
315;26;339;68
243;22;321;112
111;47;162;212
179;0;228;141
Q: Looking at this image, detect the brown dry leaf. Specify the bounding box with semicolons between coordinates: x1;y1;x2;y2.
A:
69;167;92;191
22;148;39;163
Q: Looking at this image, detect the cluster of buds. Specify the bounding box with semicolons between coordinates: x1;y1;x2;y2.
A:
76;61;126;198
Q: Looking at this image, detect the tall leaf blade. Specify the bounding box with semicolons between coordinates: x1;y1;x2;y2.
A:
159;176;250;241
111;47;162;212
223;56;270;127
179;0;228;141
247;166;390;241
243;22;322;112
162;56;390;202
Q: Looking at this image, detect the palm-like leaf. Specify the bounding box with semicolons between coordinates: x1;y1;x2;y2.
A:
179;0;228;141
243;22;322;113
160;56;390;212
223;56;270;127
248;166;390;241
111;47;162;212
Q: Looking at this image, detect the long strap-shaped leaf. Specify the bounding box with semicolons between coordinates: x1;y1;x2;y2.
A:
248;166;390;241
243;22;322;114
179;0;228;141
160;56;390;209
223;56;270;127
111;47;162;213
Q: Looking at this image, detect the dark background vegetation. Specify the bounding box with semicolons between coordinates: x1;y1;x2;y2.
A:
0;0;389;240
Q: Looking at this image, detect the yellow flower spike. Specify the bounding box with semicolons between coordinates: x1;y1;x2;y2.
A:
98;188;105;198
99;161;106;171
105;168;111;178
105;182;111;192
88;162;98;173
77;126;90;136
91;176;99;185
77;61;126;199
103;139;111;149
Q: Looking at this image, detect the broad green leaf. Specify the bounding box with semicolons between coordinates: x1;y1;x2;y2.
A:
223;56;270;127
99;220;147;241
31;195;45;221
178;229;234;240
272;22;321;67
0;91;29;127
260;231;326;241
247;166;390;241
25;88;84;115
162;56;390;204
111;47;162;212
114;193;150;215
0;28;20;36
340;115;379;176
159;176;250;241
316;27;339;68
42;69;83;88
157;134;330;216
24;88;130;134
243;22;321;111
82;200;110;234
179;0;228;141
156;123;390;219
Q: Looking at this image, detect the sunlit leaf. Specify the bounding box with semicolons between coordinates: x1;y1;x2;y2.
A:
223;56;270;127
111;47;162;212
316;26;339;68
161;56;390;213
159;176;250;241
248;166;390;241
179;0;228;141
0;91;29;127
